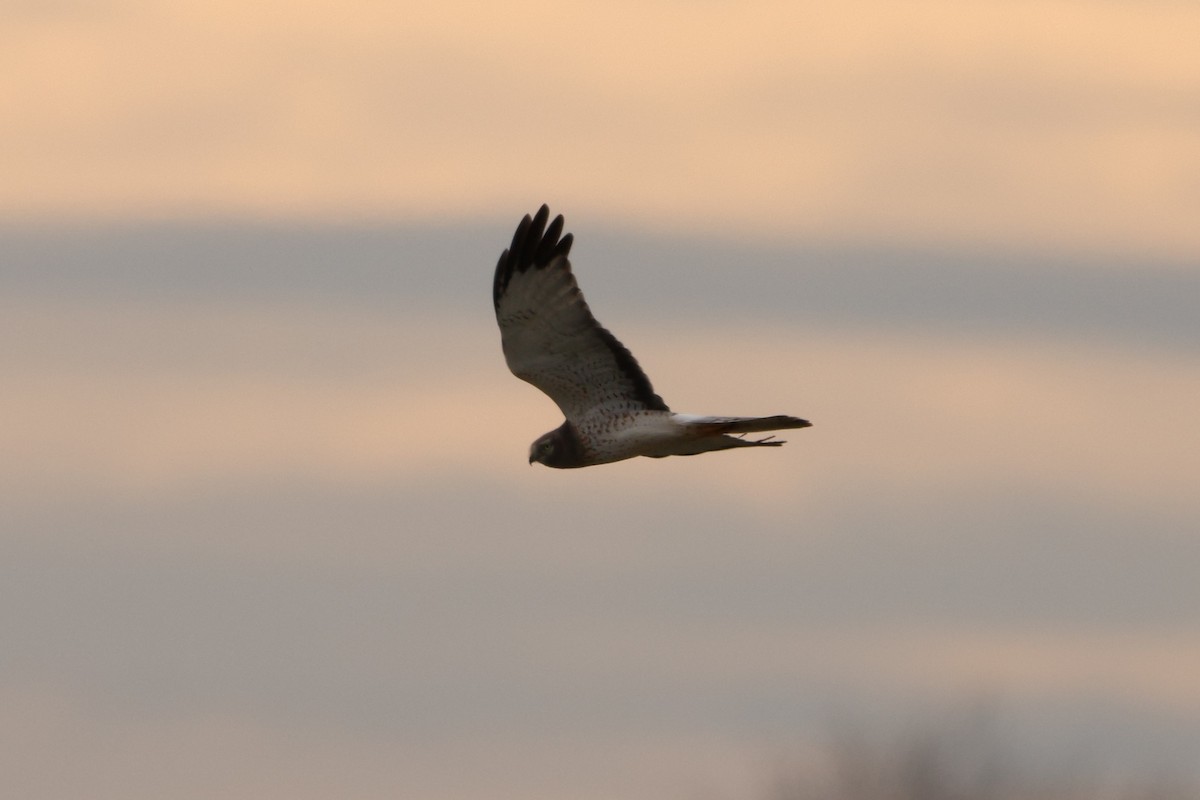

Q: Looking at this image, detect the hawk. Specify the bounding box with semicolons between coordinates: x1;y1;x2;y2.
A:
493;205;811;468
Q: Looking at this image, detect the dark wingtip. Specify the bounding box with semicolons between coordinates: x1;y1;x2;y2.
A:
493;205;575;309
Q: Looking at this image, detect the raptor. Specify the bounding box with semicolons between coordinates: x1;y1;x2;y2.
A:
493;205;811;468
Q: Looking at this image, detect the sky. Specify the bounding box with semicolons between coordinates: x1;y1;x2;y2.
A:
3;3;1199;799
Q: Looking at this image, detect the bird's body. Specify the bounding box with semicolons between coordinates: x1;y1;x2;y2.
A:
493;205;811;468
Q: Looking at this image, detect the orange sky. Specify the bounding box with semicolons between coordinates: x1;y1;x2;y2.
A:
5;0;1200;258
5;5;1199;798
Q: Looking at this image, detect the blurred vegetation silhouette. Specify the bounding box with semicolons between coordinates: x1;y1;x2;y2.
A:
766;710;1194;800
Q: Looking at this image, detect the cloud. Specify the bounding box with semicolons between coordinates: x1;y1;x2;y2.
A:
4;292;1197;795
5;296;1196;510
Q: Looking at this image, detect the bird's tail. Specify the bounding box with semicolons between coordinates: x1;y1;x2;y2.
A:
678;414;811;434
672;413;811;447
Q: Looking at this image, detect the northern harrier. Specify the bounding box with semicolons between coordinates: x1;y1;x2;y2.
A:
493;205;811;468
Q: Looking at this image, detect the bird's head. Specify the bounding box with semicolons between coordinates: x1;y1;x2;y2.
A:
528;423;584;468
529;432;557;465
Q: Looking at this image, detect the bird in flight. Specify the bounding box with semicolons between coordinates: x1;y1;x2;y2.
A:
493;205;811;468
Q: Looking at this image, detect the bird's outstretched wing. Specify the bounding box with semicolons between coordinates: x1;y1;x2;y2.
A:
493;205;669;422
